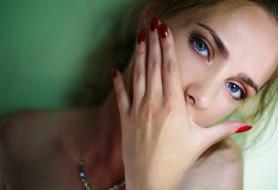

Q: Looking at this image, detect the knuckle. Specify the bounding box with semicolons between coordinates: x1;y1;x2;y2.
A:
133;69;143;81
136;45;146;55
131;104;140;115
148;58;158;68
142;100;155;118
163;99;175;115
116;85;126;96
163;60;176;72
150;34;159;45
163;40;172;50
171;58;178;65
164;62;172;73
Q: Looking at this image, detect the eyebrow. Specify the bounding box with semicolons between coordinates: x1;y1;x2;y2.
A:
237;73;259;94
197;22;229;59
196;22;260;93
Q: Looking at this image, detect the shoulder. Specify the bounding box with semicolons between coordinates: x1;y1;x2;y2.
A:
0;108;50;141
0;108;49;129
0;107;97;161
0;108;51;136
0;109;54;159
180;138;243;190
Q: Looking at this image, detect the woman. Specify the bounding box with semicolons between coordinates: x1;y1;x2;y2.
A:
0;0;277;189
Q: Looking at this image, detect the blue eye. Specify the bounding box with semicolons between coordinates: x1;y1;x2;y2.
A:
191;36;210;58
225;82;247;100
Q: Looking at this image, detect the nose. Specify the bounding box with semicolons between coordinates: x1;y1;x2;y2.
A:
184;79;220;110
185;95;195;105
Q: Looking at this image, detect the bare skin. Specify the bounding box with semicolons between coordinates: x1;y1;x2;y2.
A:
0;2;277;190
0;96;125;190
180;138;243;190
0;94;242;190
115;3;276;189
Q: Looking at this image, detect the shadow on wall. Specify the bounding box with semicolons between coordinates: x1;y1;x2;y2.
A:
72;13;135;108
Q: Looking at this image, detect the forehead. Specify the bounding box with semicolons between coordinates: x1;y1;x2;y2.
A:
201;5;278;85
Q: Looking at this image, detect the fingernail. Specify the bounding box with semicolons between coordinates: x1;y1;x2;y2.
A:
159;23;169;39
113;69;118;78
151;16;160;31
236;125;253;133
137;29;146;44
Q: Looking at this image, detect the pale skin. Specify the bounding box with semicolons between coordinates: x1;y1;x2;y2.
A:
0;3;277;190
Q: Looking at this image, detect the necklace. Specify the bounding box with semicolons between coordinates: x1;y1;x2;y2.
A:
78;158;125;190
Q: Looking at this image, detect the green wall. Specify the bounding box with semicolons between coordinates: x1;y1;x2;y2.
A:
0;0;130;115
0;0;277;189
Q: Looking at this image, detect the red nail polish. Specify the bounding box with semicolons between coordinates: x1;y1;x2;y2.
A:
151;16;160;31
137;29;146;44
113;69;118;78
236;125;253;133
159;23;169;39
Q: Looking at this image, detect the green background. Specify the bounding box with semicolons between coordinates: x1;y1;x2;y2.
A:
0;0;130;115
0;0;277;189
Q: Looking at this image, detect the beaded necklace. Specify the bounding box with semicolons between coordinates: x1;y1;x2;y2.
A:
78;158;125;190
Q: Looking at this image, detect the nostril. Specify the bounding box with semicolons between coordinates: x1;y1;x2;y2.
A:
186;95;195;105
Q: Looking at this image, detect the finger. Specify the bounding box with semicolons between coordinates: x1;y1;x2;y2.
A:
201;121;253;147
113;70;130;117
145;17;163;100
159;23;183;101
133;29;147;108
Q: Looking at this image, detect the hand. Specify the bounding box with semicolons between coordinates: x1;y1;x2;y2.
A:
113;18;251;190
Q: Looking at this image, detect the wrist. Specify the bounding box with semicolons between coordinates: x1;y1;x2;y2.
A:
125;170;186;190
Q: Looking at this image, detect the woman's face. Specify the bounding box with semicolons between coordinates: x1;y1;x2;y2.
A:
164;4;278;126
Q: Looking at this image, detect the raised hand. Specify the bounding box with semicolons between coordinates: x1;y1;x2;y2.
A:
113;17;251;190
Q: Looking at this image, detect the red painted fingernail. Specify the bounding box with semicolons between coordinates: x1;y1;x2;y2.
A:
113;69;118;78
151;16;160;31
159;23;169;39
137;29;146;44
236;125;253;133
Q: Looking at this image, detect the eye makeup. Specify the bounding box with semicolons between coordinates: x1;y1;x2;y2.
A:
189;31;214;62
187;26;251;102
196;22;229;59
225;81;248;101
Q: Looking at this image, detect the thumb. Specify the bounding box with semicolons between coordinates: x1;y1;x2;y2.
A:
203;121;253;146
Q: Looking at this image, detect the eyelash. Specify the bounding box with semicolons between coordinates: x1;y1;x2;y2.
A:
225;82;247;101
189;33;248;101
189;33;213;60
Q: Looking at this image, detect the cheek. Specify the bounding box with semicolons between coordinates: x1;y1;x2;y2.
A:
174;33;239;126
191;101;238;127
176;54;238;126
175;38;204;85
